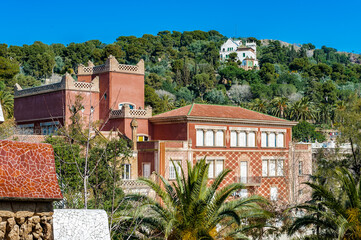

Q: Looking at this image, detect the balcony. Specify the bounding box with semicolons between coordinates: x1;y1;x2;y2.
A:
120;179;151;194
234;176;262;186
110;105;152;119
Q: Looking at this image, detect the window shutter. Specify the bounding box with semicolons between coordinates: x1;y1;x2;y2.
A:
277;133;284;147
261;133;267;147
269;133;276;147
215;131;224;146
248;132;255;147
230;131;237;147
196;130;204;146
269;160;276;176
215;160;224;176
262;160;268;177
239;132;247;147
205;131;214;146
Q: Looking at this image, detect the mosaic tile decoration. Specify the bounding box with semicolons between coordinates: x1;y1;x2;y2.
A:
0;140;63;200
53;209;111;240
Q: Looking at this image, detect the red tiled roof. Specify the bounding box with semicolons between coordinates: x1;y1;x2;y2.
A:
0;140;63;200
152;104;288;122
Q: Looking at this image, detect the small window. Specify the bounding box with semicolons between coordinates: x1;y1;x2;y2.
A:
262;159;284;177
118;103;135;110
269;160;276;177
137;135;149;142
269;133;276;147
215;130;224;147
122;164;131;180
262;160;268;177
261;133;267;147
299;161;303;175
205;131;214;146
240;189;248;198
277;133;284;147
143;163;151;178
169;161;181;180
270;187;278;201
243;53;245;57
239;132;247;147
247;132;256;147
104;93;107;100
230;131;237;147
196;130;204;146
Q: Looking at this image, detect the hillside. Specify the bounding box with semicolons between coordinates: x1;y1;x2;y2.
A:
0;30;361;131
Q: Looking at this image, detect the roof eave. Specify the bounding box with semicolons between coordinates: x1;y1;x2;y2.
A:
150;115;298;126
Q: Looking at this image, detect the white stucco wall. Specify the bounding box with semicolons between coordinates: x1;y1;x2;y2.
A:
53;209;111;240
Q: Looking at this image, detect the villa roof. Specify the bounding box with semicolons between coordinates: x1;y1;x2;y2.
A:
0;140;63;201
151;104;296;126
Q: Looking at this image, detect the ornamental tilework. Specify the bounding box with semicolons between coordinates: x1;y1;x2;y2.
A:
0;140;63;200
193;150;289;204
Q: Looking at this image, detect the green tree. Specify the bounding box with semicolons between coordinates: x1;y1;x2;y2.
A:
288;167;361;239
135;159;268;239
292;121;325;142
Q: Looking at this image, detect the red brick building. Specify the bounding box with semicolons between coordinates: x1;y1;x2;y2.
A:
14;57;311;205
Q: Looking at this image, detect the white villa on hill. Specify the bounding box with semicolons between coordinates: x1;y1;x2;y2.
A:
220;38;259;70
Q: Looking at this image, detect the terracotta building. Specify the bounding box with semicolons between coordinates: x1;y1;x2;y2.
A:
13;57;311;205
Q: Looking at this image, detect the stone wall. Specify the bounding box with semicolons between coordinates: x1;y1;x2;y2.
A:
0;201;53;240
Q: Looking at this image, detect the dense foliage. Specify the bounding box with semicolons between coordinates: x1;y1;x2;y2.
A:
1;30;361;135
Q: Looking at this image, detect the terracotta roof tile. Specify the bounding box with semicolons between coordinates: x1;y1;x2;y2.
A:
152;103;288;122
0;140;63;200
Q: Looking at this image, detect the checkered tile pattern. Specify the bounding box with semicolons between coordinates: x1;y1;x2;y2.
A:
192;150;290;205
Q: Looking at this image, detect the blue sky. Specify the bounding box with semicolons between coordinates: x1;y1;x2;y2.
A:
1;0;361;53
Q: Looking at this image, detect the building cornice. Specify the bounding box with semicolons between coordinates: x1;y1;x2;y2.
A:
150;115;298;127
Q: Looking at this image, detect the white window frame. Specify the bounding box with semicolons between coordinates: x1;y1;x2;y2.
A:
270;187;278;201
229;129;257;148
261;129;286;148
169;160;182;180
262;158;285;177
206;159;224;179
142;163;151;178
195;126;226;147
122;164;131;180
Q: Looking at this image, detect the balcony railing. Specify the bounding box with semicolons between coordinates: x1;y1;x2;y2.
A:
110;105;152;119
234;176;262;186
120;179;151;194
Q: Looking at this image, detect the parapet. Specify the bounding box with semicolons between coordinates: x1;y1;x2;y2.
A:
110;104;152;119
14;73;99;98
77;55;144;76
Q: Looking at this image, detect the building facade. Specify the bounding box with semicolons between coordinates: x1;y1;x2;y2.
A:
219;38;259;70
14;58;310;205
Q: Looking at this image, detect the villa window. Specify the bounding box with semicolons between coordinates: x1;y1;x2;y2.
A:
262;159;284;177
18;123;34;135
299;161;303;175
143;163;151;178
122;164;131;180
270;187;278;201
137;135;149;142
40;121;59;135
118;103;135;110
207;159;224;178
169;160;181;180
243;53;245;57
230;128;257;147
196;126;226;147
261;130;285;148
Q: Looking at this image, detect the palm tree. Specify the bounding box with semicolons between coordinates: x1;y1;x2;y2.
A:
0;90;14;118
288;97;316;122
136;159;269;239
249;98;268;113
288;167;361;239
270;97;289;118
